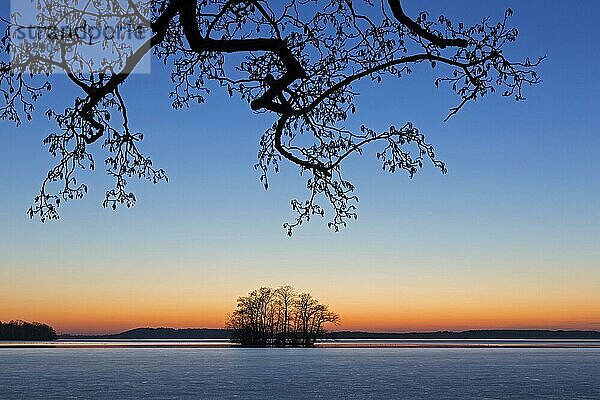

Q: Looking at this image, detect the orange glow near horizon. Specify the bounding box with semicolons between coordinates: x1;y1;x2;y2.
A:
3;303;599;335
3;254;599;335
2;272;599;334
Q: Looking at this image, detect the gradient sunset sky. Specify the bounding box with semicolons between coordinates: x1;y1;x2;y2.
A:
1;1;599;334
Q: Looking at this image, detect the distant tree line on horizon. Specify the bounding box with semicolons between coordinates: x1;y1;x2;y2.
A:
0;320;57;341
226;286;339;347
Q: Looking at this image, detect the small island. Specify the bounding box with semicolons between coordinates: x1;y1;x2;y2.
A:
227;286;340;347
0;320;57;341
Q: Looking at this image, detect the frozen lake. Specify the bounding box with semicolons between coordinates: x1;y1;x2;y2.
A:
1;347;600;399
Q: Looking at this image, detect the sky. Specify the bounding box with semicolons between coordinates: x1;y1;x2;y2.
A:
1;1;599;334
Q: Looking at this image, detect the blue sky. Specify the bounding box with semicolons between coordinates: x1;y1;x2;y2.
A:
1;1;599;333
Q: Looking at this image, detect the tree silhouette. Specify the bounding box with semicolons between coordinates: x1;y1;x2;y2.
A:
0;1;541;234
226;286;339;347
0;320;57;341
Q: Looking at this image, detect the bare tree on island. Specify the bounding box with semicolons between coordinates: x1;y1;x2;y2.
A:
226;286;340;347
0;1;541;233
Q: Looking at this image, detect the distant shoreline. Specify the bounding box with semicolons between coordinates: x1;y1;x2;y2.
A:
3;341;600;349
58;328;600;341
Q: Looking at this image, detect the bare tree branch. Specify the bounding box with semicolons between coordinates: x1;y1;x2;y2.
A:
0;0;542;233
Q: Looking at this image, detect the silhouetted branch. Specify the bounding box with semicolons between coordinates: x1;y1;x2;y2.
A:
0;0;542;233
387;0;468;48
